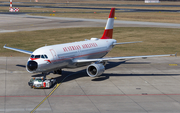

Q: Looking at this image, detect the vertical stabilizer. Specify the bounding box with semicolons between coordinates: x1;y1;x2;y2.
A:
101;8;115;39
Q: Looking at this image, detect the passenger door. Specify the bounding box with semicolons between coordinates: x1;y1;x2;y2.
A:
50;49;57;63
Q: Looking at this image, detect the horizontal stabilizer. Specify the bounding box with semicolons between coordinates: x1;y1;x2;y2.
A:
113;41;142;45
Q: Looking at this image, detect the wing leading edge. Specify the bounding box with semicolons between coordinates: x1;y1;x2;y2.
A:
74;54;175;63
3;44;32;55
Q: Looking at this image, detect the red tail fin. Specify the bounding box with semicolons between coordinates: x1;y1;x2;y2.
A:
101;8;115;39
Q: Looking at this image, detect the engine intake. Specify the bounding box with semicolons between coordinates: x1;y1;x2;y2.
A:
87;63;105;77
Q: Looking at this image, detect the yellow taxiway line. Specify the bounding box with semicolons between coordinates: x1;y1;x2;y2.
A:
30;71;82;113
31;83;61;113
169;64;178;66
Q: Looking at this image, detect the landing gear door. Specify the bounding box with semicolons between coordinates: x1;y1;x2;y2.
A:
50;49;57;62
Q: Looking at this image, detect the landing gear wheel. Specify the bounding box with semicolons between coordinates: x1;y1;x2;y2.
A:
53;69;62;74
53;70;57;74
57;69;62;74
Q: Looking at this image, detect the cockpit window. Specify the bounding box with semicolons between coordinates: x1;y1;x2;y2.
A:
44;55;48;58
41;55;45;59
30;54;48;59
30;55;34;58
35;55;40;58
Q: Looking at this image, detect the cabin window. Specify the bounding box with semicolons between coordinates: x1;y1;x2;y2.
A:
35;55;40;58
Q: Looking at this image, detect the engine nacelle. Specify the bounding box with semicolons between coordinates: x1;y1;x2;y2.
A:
86;63;105;77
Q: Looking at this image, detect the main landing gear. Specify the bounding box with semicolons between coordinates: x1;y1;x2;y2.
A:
41;69;62;80
53;69;62;74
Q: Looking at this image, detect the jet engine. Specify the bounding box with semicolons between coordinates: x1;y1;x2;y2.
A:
86;63;105;77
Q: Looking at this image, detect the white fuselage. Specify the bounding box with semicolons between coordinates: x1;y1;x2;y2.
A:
26;38;116;73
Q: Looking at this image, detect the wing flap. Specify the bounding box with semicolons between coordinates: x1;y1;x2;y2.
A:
3;44;33;55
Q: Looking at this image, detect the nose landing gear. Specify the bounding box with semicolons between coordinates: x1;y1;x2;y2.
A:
42;72;49;80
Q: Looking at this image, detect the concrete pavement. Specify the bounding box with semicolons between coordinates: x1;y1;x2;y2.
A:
0;57;180;113
1;14;180;34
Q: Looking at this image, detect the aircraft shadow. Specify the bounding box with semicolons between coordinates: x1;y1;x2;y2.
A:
105;60;151;70
105;61;125;70
51;60;130;83
28;61;179;89
51;61;178;83
54;70;180;83
16;64;26;68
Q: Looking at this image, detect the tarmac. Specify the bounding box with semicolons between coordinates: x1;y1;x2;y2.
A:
0;57;180;113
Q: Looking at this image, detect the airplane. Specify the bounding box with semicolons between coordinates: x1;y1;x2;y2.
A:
4;8;175;78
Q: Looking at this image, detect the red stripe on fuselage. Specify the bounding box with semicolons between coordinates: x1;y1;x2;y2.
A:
30;58;40;61
31;58;52;63
44;60;51;63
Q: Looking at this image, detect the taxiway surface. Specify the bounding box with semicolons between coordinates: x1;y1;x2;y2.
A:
0;57;180;113
1;14;180;33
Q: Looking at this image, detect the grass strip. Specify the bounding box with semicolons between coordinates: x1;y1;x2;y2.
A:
0;27;179;57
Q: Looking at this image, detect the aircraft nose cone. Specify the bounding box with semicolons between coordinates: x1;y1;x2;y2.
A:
27;61;38;71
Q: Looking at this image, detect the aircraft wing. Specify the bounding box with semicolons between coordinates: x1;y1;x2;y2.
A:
3;44;33;55
74;54;175;63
